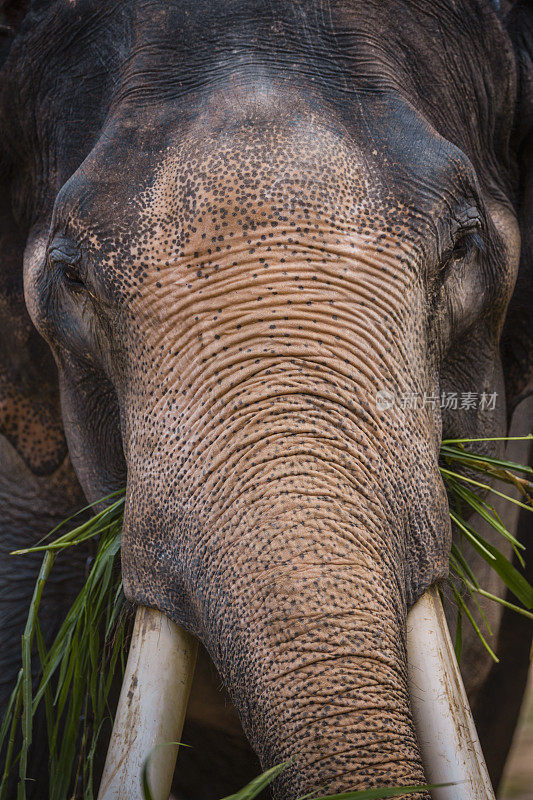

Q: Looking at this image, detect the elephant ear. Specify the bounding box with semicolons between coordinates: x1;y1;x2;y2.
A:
0;0;68;476
501;0;533;417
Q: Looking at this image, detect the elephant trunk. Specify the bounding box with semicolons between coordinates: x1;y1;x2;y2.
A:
119;498;431;793
117;370;454;795
227;546;423;794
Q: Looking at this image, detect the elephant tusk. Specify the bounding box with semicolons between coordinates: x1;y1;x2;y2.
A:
97;606;198;800
407;586;495;800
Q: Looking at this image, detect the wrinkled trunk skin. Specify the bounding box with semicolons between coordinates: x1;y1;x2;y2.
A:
124;407;443;794
122;356;448;795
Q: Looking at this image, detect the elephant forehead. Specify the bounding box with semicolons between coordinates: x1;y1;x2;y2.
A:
54;84;463;280
106;137;423;390
126;121;416;271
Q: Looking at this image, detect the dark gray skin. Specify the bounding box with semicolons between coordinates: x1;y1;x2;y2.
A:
0;0;532;797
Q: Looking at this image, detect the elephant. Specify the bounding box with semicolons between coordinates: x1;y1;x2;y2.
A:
0;0;532;797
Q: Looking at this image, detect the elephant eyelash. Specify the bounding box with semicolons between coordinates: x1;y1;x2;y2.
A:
453;230;485;259
439;229;485;273
60;263;85;291
48;249;85;291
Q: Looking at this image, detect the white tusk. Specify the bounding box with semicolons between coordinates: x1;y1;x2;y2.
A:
407;585;495;800
97;606;198;800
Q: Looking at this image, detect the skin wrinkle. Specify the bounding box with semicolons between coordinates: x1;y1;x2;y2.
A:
145;354;385;420
275;702;413;741
258;631;403;672
162;348;384;417
189;390;378;454
196;503;384;579
130;291;421;411
167;307;407;379
140;303;408;374
305;740;421;768
201;535;402;614
187;492;392;575
131;454;400;560
282;677;409;707
171;409;421;532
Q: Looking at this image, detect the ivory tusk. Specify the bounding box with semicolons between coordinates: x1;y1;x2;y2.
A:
407;585;495;800
97;606;198;800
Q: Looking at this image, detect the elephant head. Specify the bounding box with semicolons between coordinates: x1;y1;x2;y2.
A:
0;0;531;796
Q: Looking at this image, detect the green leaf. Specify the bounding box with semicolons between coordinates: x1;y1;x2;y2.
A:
440;446;533;479
454;516;533;609
449;481;524;551
440;466;533;513
454;606;463;664
441;435;533;445
216;761;439;800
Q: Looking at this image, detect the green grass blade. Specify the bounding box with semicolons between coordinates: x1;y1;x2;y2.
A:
450;584;498;663
449;559;493;637
440;466;533;512
442;435;533;445
449;510;495;561
452;515;533;609
0;674;22;800
440;445;533;478
449;481;524;551
0;670;22;754
463;584;533;620
450;543;479;588
18;550;55;799
219;763;290;800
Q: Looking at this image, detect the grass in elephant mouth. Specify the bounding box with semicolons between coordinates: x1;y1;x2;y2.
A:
0;438;532;800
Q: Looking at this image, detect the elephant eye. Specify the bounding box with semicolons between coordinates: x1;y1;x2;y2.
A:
452;230;484;261
440;229;484;274
61;263;85;291
48;248;85;291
